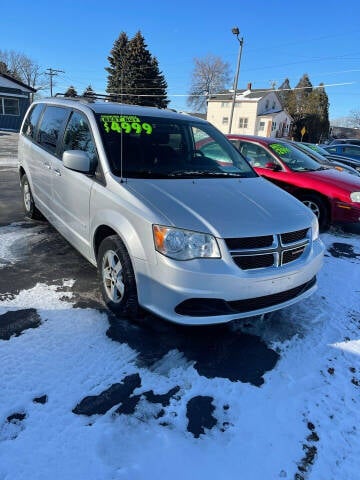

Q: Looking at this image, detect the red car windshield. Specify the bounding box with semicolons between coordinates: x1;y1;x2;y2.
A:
269;142;324;172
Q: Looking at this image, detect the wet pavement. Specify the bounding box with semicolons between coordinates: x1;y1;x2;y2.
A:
0;130;18;159
0;161;279;390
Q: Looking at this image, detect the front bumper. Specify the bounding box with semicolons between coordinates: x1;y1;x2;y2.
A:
134;237;325;325
333;201;360;223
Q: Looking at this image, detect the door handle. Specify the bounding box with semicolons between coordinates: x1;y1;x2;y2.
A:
53;168;61;176
44;162;51;170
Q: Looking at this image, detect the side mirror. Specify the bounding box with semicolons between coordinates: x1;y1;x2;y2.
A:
265;162;282;171
63;150;92;173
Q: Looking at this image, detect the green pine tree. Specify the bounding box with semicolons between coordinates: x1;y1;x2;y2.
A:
0;61;11;76
308;84;330;142
64;85;78;97
279;74;329;142
277;78;293;110
106;32;131;102
106;31;169;108
83;85;95;97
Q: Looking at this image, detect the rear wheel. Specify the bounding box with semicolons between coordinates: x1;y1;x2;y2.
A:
300;193;329;231
97;235;141;319
20;174;43;220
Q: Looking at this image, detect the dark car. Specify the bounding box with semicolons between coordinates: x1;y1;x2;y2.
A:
291;142;360;177
225;135;360;229
322;144;360;161
303;142;360;174
327;138;360;147
291;141;360;177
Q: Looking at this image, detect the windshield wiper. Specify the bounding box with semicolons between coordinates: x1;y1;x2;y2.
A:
168;170;242;177
303;166;328;172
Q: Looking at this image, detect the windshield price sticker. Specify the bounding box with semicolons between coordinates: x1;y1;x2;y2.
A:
100;115;153;135
270;143;290;155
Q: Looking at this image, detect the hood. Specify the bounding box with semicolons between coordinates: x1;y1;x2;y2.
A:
298;168;360;191
126;177;314;238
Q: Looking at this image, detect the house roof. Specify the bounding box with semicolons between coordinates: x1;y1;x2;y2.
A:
0;72;37;93
257;109;284;117
208;88;274;102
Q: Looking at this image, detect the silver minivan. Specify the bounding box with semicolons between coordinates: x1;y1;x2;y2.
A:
18;97;324;325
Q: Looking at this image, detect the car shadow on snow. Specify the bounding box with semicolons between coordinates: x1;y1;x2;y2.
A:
106;312;279;387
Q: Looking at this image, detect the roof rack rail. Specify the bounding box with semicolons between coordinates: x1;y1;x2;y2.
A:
52;93;177;112
54;92;126;103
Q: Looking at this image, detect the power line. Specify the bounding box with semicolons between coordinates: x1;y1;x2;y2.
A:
45;68;65;96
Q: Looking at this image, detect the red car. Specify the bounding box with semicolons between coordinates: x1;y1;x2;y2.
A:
221;135;360;229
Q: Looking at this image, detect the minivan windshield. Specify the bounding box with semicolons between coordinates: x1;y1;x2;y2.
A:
96;113;256;179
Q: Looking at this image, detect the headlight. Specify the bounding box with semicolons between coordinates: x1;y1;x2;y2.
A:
153;225;221;260
311;216;319;240
350;192;360;203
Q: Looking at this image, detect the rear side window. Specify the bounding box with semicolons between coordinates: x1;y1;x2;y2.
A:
342;146;360;155
37;106;69;155
22;103;44;140
238;141;274;167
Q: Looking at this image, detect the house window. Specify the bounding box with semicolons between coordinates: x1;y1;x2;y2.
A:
0;97;20;116
222;117;229;125
238;117;248;129
259;121;265;132
271;121;277;131
272;101;276;109
265;100;269;110
221;102;230;107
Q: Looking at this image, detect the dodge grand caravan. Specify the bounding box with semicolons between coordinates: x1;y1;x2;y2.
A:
18;97;324;325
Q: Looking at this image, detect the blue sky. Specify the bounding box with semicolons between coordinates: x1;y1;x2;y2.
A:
1;0;359;120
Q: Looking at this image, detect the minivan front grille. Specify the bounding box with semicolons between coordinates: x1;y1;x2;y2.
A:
226;228;310;271
225;235;273;250
281;228;308;244
233;253;275;270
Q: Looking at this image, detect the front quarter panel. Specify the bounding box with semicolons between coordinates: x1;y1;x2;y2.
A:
89;179;161;266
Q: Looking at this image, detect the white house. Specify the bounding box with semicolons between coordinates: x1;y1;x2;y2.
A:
207;83;292;138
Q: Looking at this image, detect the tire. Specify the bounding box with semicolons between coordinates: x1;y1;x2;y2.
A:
20;174;43;220
300;193;329;231
97;235;141;319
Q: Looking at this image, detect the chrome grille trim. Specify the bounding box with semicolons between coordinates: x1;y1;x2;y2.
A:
227;229;310;270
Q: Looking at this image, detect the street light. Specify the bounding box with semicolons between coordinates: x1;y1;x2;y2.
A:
228;27;244;134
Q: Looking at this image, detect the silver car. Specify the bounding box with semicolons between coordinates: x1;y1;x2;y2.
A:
18;98;324;325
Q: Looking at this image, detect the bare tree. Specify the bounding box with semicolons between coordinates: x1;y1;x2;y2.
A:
0;49;48;99
187;55;231;112
349;109;360;128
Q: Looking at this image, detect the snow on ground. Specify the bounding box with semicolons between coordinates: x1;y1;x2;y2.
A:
0;158;17;166
0;224;46;267
0;224;359;480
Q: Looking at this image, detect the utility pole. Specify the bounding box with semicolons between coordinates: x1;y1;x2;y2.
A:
228;27;244;134
45;68;65;96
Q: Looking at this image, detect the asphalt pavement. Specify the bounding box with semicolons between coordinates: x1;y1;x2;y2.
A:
0;131;279;387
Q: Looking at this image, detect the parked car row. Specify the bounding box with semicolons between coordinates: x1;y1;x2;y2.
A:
324;138;360;147
302;143;360;175
291;142;360;177
222;135;360;230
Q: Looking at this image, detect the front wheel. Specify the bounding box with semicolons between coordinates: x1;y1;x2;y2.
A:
300;194;329;231
97;235;141;319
